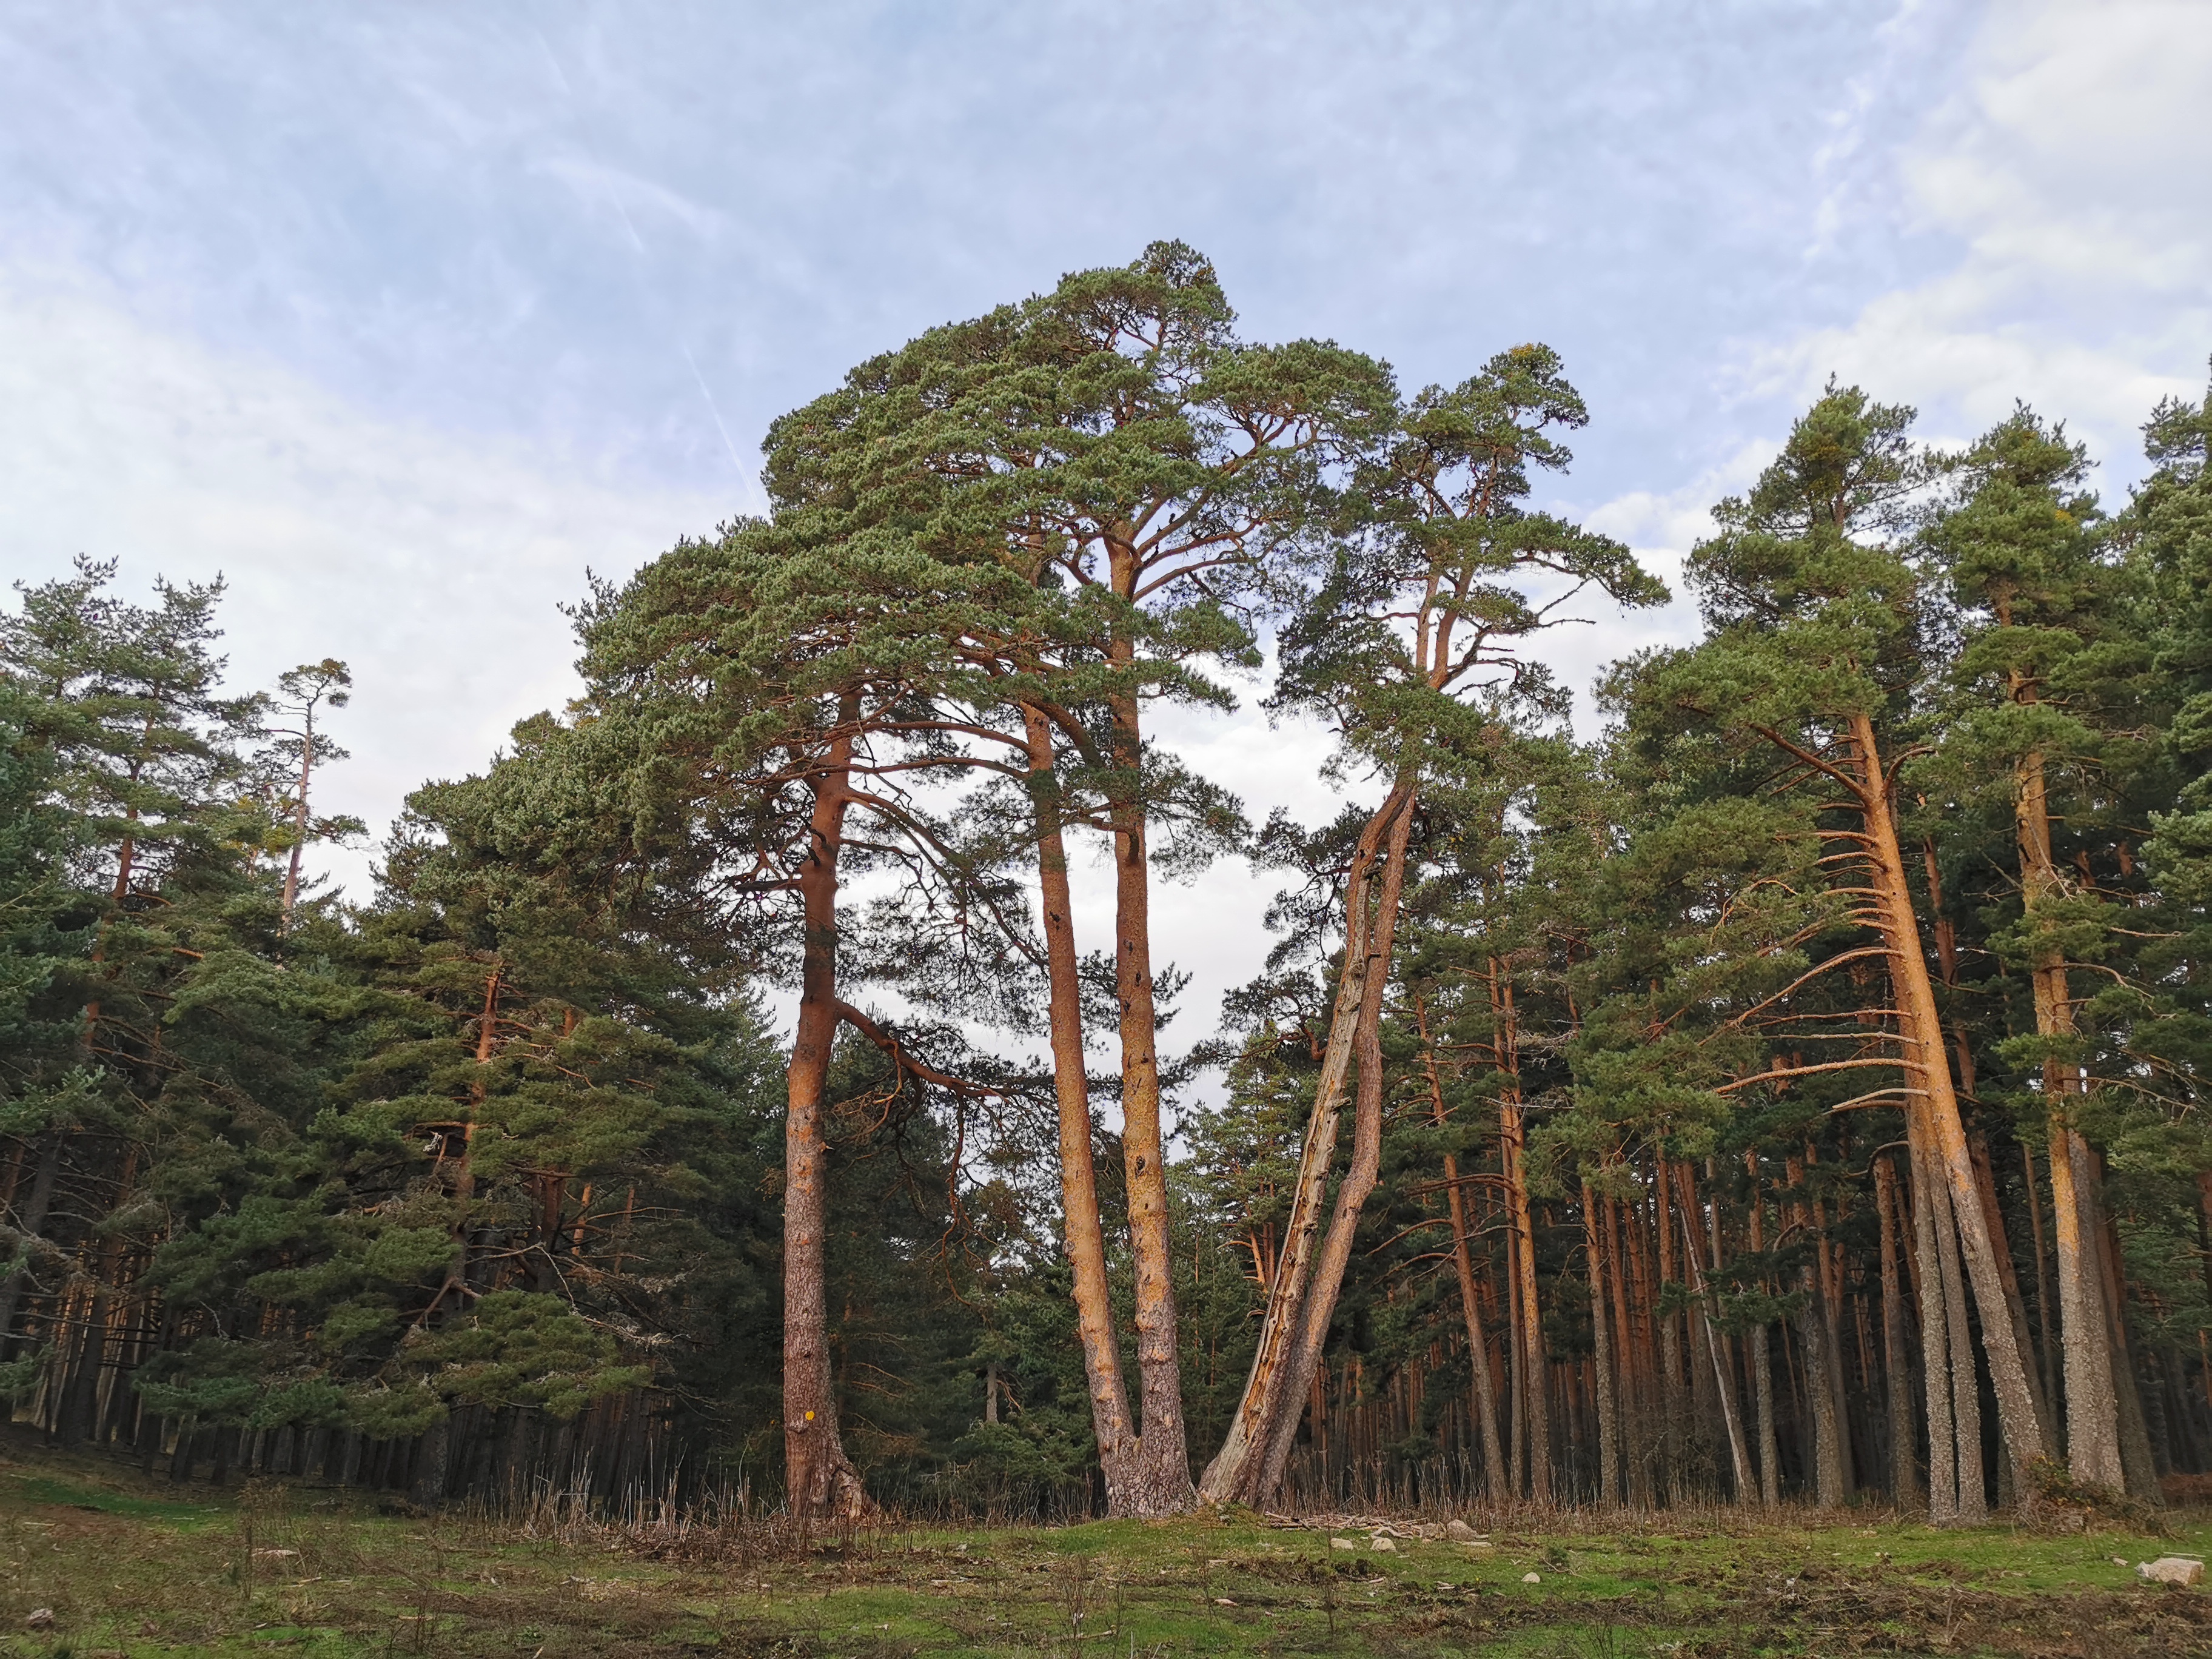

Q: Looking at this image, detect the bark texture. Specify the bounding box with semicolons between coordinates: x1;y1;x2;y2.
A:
1852;712;2050;1486
1021;706;1140;1500
1198;783;1413;1506
1248;800;1416;1503
782;729;870;1524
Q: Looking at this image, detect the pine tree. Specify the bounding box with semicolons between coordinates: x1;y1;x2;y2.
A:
1921;406;2136;1493
1648;384;2053;1513
1202;345;1661;1506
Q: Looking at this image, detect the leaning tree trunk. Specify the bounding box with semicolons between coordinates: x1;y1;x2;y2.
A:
1246;800;1416;1504
1673;1164;1754;1502
782;723;870;1523
1020;706;1141;1505
1852;712;2051;1489
1198;780;1413;1506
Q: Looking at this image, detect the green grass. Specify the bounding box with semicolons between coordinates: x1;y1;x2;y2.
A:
1;1443;2208;1658
15;1473;219;1526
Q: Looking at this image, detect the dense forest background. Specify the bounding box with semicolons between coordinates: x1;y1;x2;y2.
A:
5;244;2211;1524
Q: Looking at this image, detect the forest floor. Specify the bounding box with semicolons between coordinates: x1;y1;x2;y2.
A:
4;1439;2212;1659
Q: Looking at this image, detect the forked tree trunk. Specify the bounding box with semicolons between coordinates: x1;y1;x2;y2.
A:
1199;782;1412;1506
1247;800;1416;1503
783;723;870;1523
1020;706;1140;1504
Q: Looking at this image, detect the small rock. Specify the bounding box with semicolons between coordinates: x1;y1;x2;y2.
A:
1332;1537;1358;1552
1523;1572;1542;1584
1213;1597;1237;1606
2138;1557;2206;1586
1446;1518;1484;1543
1370;1535;1398;1552
26;1610;55;1633
2114;1557;2131;1567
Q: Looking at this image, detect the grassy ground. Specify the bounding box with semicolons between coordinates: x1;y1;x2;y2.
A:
4;1440;2210;1658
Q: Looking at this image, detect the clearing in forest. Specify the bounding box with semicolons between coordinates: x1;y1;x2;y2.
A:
4;1447;2211;1658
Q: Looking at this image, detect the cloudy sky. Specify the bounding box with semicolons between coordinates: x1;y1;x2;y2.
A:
4;0;2208;1054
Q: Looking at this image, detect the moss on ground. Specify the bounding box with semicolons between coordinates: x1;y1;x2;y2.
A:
3;1443;2209;1658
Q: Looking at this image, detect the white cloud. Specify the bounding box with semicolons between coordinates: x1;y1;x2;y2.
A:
1745;0;2212;472
0;269;732;897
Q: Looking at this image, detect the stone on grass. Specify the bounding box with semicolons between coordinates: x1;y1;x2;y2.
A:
1332;1537;1358;1552
1371;1535;1398;1552
1523;1572;1542;1584
1447;1519;1486;1543
2138;1557;2206;1586
26;1611;55;1632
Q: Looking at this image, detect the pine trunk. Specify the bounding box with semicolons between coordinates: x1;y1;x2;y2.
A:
782;723;869;1523
1908;1116;1960;1521
1100;678;1195;1512
1654;1165;1684;1504
2013;740;2125;1493
1744;1153;1782;1506
1422;994;1508;1499
1874;1152;1922;1506
1021;706;1139;1505
0;1132;62;1357
1500;1000;1549;1502
1248;800;1416;1503
1673;1163;1754;1501
1583;1181;1620;1505
1200;782;1412;1505
1851;712;2051;1486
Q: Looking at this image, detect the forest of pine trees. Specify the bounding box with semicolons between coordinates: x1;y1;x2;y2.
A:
6;242;2212;1527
